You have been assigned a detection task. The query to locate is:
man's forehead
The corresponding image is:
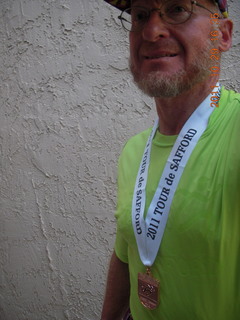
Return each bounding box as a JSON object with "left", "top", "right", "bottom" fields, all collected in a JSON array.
[{"left": 104, "top": 0, "right": 228, "bottom": 17}]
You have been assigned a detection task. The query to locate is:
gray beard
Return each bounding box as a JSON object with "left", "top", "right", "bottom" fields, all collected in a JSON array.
[{"left": 129, "top": 41, "right": 216, "bottom": 98}]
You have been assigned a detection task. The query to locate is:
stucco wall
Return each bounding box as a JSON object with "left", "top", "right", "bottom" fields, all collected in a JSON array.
[{"left": 0, "top": 1, "right": 239, "bottom": 319}]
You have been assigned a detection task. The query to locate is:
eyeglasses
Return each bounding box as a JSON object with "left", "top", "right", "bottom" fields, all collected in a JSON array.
[{"left": 118, "top": 0, "right": 220, "bottom": 32}]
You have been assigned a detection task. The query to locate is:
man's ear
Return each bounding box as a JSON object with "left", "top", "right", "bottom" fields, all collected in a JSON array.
[{"left": 218, "top": 19, "right": 233, "bottom": 52}]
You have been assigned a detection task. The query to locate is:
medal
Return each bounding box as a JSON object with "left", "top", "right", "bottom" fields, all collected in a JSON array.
[{"left": 138, "top": 267, "right": 159, "bottom": 310}]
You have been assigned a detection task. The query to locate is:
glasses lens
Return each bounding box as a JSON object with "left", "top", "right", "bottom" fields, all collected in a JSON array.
[
  {"left": 162, "top": 0, "right": 192, "bottom": 24},
  {"left": 131, "top": 7, "right": 149, "bottom": 30},
  {"left": 120, "top": 7, "right": 149, "bottom": 31},
  {"left": 120, "top": 0, "right": 193, "bottom": 31}
]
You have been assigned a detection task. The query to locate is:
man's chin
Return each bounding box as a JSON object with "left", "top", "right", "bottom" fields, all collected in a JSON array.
[
  {"left": 133, "top": 71, "right": 187, "bottom": 98},
  {"left": 132, "top": 68, "right": 211, "bottom": 98}
]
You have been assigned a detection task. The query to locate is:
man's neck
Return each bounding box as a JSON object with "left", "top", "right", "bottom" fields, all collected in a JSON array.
[{"left": 155, "top": 78, "right": 219, "bottom": 135}]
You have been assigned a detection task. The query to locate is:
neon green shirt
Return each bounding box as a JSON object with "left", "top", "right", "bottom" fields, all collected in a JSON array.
[{"left": 115, "top": 88, "right": 240, "bottom": 320}]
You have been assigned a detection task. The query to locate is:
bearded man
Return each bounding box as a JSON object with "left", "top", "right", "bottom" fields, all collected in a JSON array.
[{"left": 101, "top": 1, "right": 240, "bottom": 319}]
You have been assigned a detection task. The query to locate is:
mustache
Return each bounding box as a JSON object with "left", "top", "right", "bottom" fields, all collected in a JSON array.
[{"left": 140, "top": 41, "right": 181, "bottom": 53}]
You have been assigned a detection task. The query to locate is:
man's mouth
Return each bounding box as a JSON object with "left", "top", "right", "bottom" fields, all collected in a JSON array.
[{"left": 145, "top": 54, "right": 177, "bottom": 59}]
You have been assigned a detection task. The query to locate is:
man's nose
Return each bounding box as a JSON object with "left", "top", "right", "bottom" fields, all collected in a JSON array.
[{"left": 142, "top": 12, "right": 170, "bottom": 42}]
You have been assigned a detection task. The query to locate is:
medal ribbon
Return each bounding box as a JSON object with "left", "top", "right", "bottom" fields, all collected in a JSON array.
[{"left": 132, "top": 86, "right": 220, "bottom": 267}]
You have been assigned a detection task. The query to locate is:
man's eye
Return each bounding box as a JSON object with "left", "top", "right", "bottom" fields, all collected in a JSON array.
[
  {"left": 168, "top": 5, "right": 187, "bottom": 14},
  {"left": 133, "top": 10, "right": 148, "bottom": 22}
]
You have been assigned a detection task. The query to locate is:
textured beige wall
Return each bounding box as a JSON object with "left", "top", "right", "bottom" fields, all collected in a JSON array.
[{"left": 0, "top": 0, "right": 239, "bottom": 319}]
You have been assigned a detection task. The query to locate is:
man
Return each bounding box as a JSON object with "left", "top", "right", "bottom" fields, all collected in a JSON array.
[{"left": 101, "top": 0, "right": 239, "bottom": 319}]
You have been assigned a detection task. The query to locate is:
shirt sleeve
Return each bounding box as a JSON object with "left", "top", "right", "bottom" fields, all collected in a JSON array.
[
  {"left": 113, "top": 145, "right": 130, "bottom": 264},
  {"left": 114, "top": 224, "right": 129, "bottom": 263}
]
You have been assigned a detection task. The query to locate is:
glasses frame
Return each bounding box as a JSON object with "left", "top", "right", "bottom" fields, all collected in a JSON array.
[{"left": 118, "top": 0, "right": 221, "bottom": 32}]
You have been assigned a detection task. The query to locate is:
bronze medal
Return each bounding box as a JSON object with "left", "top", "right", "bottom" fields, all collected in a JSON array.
[{"left": 138, "top": 267, "right": 159, "bottom": 310}]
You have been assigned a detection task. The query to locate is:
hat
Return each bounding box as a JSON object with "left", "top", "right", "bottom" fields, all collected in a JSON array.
[{"left": 104, "top": 0, "right": 228, "bottom": 18}]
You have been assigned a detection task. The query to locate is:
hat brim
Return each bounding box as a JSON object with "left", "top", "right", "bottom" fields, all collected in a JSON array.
[{"left": 104, "top": 0, "right": 130, "bottom": 11}]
